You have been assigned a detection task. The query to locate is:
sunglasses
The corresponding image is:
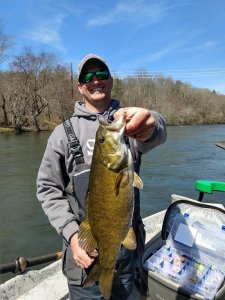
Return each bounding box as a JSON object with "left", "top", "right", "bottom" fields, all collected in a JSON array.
[{"left": 79, "top": 70, "right": 110, "bottom": 84}]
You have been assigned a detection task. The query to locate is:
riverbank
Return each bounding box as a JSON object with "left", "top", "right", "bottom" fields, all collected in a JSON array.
[
  {"left": 0, "top": 127, "right": 15, "bottom": 134},
  {"left": 0, "top": 126, "right": 36, "bottom": 134},
  {"left": 1, "top": 122, "right": 225, "bottom": 135},
  {"left": 0, "top": 126, "right": 53, "bottom": 134}
]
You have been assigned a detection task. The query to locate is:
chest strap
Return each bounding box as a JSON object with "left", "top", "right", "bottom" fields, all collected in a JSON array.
[{"left": 63, "top": 119, "right": 84, "bottom": 165}]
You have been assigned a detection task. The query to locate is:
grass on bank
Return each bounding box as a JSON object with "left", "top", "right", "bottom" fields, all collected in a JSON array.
[
  {"left": 0, "top": 127, "right": 15, "bottom": 134},
  {"left": 0, "top": 118, "right": 58, "bottom": 134}
]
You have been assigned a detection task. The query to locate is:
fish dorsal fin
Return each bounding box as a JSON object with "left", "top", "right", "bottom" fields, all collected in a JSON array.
[
  {"left": 133, "top": 172, "right": 143, "bottom": 189},
  {"left": 79, "top": 217, "right": 97, "bottom": 252},
  {"left": 122, "top": 227, "right": 137, "bottom": 250}
]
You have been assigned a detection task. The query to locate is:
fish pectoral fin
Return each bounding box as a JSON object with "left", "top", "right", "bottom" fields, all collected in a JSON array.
[
  {"left": 122, "top": 227, "right": 137, "bottom": 250},
  {"left": 133, "top": 172, "right": 143, "bottom": 189},
  {"left": 115, "top": 171, "right": 129, "bottom": 192},
  {"left": 78, "top": 218, "right": 97, "bottom": 252}
]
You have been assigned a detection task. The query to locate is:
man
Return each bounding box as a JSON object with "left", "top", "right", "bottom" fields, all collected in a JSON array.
[{"left": 37, "top": 54, "right": 167, "bottom": 299}]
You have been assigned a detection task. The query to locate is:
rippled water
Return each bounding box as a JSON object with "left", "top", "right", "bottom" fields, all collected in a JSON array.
[{"left": 140, "top": 125, "right": 225, "bottom": 217}]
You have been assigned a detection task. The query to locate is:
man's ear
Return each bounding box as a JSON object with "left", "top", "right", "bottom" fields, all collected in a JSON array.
[{"left": 77, "top": 82, "right": 83, "bottom": 95}]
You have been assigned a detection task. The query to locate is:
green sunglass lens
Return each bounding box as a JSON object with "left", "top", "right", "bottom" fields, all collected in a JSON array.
[
  {"left": 96, "top": 71, "right": 109, "bottom": 80},
  {"left": 81, "top": 73, "right": 93, "bottom": 83},
  {"left": 80, "top": 70, "right": 109, "bottom": 83}
]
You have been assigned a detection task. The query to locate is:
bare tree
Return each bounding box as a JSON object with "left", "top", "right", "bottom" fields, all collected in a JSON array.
[
  {"left": 7, "top": 47, "right": 59, "bottom": 131},
  {"left": 0, "top": 23, "right": 13, "bottom": 125},
  {"left": 1, "top": 48, "right": 225, "bottom": 130},
  {"left": 0, "top": 22, "right": 13, "bottom": 65}
]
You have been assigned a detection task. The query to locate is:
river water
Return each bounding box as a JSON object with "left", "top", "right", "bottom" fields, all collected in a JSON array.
[{"left": 0, "top": 125, "right": 225, "bottom": 283}]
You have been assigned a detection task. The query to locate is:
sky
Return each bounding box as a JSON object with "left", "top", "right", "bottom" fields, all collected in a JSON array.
[{"left": 0, "top": 0, "right": 225, "bottom": 94}]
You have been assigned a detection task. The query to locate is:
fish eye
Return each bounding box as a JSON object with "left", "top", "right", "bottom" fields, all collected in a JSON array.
[{"left": 98, "top": 136, "right": 105, "bottom": 143}]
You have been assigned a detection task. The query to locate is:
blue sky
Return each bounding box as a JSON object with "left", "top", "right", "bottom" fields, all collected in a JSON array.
[{"left": 1, "top": 0, "right": 225, "bottom": 94}]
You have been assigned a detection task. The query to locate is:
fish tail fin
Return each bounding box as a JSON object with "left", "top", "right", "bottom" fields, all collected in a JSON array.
[
  {"left": 83, "top": 263, "right": 101, "bottom": 287},
  {"left": 99, "top": 269, "right": 115, "bottom": 300}
]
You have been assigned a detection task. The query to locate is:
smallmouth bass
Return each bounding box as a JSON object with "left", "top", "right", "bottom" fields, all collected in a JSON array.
[{"left": 79, "top": 117, "right": 143, "bottom": 299}]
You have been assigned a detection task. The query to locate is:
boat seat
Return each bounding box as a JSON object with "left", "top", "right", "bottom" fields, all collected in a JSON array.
[{"left": 195, "top": 180, "right": 225, "bottom": 201}]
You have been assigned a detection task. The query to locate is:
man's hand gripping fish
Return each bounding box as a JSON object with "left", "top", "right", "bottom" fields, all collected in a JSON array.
[{"left": 78, "top": 117, "right": 143, "bottom": 299}]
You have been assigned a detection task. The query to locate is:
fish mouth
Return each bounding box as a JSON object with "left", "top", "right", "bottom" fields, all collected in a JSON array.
[{"left": 99, "top": 117, "right": 125, "bottom": 134}]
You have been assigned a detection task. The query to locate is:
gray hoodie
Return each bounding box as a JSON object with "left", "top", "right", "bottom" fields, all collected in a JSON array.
[{"left": 36, "top": 99, "right": 167, "bottom": 243}]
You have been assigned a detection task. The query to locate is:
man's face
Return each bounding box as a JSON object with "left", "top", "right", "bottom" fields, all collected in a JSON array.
[{"left": 78, "top": 61, "right": 113, "bottom": 112}]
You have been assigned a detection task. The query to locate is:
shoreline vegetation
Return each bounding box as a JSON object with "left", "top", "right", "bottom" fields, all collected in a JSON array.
[
  {"left": 1, "top": 122, "right": 225, "bottom": 135},
  {"left": 1, "top": 49, "right": 225, "bottom": 134}
]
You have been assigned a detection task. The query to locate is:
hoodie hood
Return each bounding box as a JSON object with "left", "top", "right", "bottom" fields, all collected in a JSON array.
[{"left": 72, "top": 99, "right": 121, "bottom": 122}]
